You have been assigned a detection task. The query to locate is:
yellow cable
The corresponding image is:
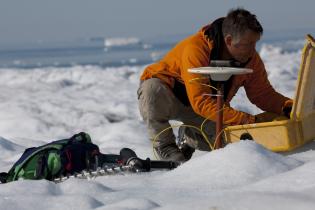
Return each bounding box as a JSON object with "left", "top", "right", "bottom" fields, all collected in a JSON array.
[
  {"left": 192, "top": 76, "right": 229, "bottom": 149},
  {"left": 152, "top": 106, "right": 227, "bottom": 159},
  {"left": 200, "top": 107, "right": 227, "bottom": 133},
  {"left": 213, "top": 129, "right": 227, "bottom": 149},
  {"left": 199, "top": 106, "right": 229, "bottom": 149},
  {"left": 189, "top": 78, "right": 218, "bottom": 91},
  {"left": 151, "top": 77, "right": 229, "bottom": 159}
]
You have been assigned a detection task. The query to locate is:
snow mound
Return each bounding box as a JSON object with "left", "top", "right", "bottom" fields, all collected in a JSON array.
[
  {"left": 98, "top": 198, "right": 159, "bottom": 210},
  {"left": 0, "top": 180, "right": 104, "bottom": 209},
  {"left": 161, "top": 141, "right": 303, "bottom": 190}
]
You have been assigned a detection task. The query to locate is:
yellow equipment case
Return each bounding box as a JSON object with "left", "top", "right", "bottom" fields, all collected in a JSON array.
[{"left": 224, "top": 34, "right": 315, "bottom": 152}]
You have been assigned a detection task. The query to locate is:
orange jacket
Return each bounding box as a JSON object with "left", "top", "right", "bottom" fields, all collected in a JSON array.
[{"left": 140, "top": 25, "right": 290, "bottom": 125}]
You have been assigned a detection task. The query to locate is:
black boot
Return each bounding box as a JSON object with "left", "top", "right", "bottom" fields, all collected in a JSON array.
[
  {"left": 177, "top": 127, "right": 195, "bottom": 161},
  {"left": 153, "top": 143, "right": 186, "bottom": 162}
]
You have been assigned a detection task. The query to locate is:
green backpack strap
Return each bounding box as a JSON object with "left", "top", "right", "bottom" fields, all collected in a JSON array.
[{"left": 8, "top": 145, "right": 63, "bottom": 182}]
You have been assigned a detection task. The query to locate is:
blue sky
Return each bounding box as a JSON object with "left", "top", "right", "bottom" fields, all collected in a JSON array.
[{"left": 0, "top": 0, "right": 314, "bottom": 44}]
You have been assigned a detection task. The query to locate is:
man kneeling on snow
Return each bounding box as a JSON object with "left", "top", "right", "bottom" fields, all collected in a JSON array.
[{"left": 137, "top": 8, "right": 293, "bottom": 162}]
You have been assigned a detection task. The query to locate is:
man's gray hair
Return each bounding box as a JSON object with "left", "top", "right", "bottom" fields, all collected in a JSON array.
[{"left": 222, "top": 8, "right": 263, "bottom": 41}]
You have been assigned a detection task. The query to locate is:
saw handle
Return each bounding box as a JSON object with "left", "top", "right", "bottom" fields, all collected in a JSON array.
[{"left": 126, "top": 157, "right": 180, "bottom": 172}]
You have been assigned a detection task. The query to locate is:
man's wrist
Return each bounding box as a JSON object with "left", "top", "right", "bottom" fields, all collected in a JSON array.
[{"left": 242, "top": 114, "right": 255, "bottom": 124}]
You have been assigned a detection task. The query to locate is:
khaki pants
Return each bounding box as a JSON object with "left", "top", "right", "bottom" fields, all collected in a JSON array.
[{"left": 137, "top": 78, "right": 216, "bottom": 151}]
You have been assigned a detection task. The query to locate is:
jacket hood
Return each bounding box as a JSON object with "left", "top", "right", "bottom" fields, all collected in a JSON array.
[{"left": 200, "top": 18, "right": 225, "bottom": 46}]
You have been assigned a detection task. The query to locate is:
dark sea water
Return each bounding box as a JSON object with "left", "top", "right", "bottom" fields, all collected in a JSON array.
[{"left": 0, "top": 31, "right": 309, "bottom": 69}]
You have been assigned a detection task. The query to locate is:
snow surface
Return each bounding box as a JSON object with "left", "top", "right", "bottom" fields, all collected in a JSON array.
[{"left": 1, "top": 42, "right": 315, "bottom": 210}]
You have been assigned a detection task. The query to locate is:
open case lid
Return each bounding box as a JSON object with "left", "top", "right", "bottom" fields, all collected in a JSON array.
[
  {"left": 188, "top": 67, "right": 253, "bottom": 81},
  {"left": 291, "top": 34, "right": 315, "bottom": 120}
]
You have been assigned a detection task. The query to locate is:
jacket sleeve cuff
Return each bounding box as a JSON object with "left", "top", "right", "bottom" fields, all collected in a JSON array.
[{"left": 241, "top": 114, "right": 256, "bottom": 125}]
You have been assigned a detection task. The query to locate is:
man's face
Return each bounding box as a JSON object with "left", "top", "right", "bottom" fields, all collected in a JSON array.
[{"left": 225, "top": 30, "right": 261, "bottom": 63}]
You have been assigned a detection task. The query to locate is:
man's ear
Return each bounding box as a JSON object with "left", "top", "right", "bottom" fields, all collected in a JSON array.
[{"left": 224, "top": 34, "right": 233, "bottom": 47}]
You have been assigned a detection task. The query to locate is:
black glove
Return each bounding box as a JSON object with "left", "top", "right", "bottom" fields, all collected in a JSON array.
[
  {"left": 255, "top": 112, "right": 280, "bottom": 123},
  {"left": 282, "top": 100, "right": 293, "bottom": 118}
]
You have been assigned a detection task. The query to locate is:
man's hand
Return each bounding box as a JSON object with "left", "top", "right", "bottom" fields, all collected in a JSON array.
[
  {"left": 255, "top": 112, "right": 281, "bottom": 123},
  {"left": 282, "top": 99, "right": 293, "bottom": 118},
  {"left": 255, "top": 111, "right": 292, "bottom": 123},
  {"left": 241, "top": 113, "right": 256, "bottom": 124}
]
